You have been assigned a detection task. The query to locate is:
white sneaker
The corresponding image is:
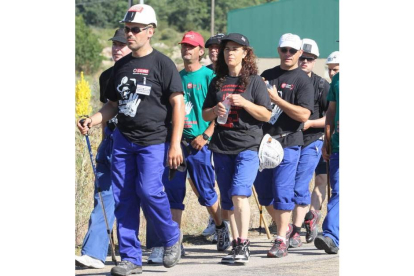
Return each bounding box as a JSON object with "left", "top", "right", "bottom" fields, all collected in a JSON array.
[
  {"left": 75, "top": 254, "right": 105, "bottom": 269},
  {"left": 202, "top": 216, "right": 216, "bottom": 236},
  {"left": 147, "top": 247, "right": 164, "bottom": 264}
]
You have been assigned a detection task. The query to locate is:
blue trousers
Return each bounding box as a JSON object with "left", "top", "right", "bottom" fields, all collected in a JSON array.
[
  {"left": 214, "top": 150, "right": 259, "bottom": 211},
  {"left": 294, "top": 140, "right": 323, "bottom": 205},
  {"left": 81, "top": 127, "right": 115, "bottom": 263},
  {"left": 322, "top": 152, "right": 339, "bottom": 247},
  {"left": 111, "top": 129, "right": 180, "bottom": 266},
  {"left": 146, "top": 143, "right": 217, "bottom": 249},
  {"left": 254, "top": 146, "right": 301, "bottom": 210}
]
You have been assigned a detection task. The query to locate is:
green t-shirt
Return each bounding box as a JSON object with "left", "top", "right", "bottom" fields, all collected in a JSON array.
[
  {"left": 180, "top": 66, "right": 215, "bottom": 139},
  {"left": 327, "top": 73, "right": 339, "bottom": 153}
]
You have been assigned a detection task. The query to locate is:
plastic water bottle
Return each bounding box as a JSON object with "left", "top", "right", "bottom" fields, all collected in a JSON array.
[
  {"left": 265, "top": 81, "right": 273, "bottom": 90},
  {"left": 217, "top": 97, "right": 231, "bottom": 124}
]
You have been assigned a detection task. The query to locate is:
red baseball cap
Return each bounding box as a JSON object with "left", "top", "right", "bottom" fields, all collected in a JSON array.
[{"left": 179, "top": 31, "right": 205, "bottom": 48}]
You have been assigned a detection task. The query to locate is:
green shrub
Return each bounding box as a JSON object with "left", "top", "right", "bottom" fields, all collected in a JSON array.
[{"left": 76, "top": 16, "right": 103, "bottom": 74}]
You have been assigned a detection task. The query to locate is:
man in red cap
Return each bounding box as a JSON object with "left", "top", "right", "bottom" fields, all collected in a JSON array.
[{"left": 145, "top": 31, "right": 231, "bottom": 264}]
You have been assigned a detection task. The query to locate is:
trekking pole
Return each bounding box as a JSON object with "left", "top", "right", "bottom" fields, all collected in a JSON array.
[
  {"left": 80, "top": 119, "right": 118, "bottom": 265},
  {"left": 252, "top": 186, "right": 271, "bottom": 239},
  {"left": 325, "top": 125, "right": 332, "bottom": 202}
]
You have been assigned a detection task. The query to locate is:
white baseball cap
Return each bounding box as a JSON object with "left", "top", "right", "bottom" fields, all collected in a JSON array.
[
  {"left": 120, "top": 4, "right": 158, "bottom": 27},
  {"left": 279, "top": 33, "right": 302, "bottom": 50},
  {"left": 326, "top": 51, "right": 340, "bottom": 64},
  {"left": 301, "top": 38, "right": 319, "bottom": 57},
  {"left": 258, "top": 134, "right": 284, "bottom": 172}
]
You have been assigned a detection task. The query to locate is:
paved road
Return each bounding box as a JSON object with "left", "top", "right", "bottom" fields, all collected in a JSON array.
[{"left": 75, "top": 235, "right": 339, "bottom": 276}]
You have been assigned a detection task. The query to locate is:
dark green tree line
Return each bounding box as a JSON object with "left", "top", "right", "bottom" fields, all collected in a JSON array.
[{"left": 76, "top": 0, "right": 275, "bottom": 33}]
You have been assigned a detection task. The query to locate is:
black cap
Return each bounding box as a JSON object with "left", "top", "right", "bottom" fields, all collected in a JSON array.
[
  {"left": 205, "top": 33, "right": 225, "bottom": 48},
  {"left": 109, "top": 28, "right": 127, "bottom": 44},
  {"left": 221, "top": 33, "right": 249, "bottom": 47}
]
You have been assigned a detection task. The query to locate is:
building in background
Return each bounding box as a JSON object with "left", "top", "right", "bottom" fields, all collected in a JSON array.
[{"left": 227, "top": 0, "right": 339, "bottom": 80}]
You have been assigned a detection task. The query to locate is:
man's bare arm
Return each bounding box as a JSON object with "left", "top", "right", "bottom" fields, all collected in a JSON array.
[{"left": 168, "top": 92, "right": 185, "bottom": 169}]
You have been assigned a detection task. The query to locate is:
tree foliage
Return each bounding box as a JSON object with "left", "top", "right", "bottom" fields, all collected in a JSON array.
[
  {"left": 76, "top": 0, "right": 128, "bottom": 28},
  {"left": 75, "top": 16, "right": 103, "bottom": 74},
  {"left": 76, "top": 0, "right": 275, "bottom": 33}
]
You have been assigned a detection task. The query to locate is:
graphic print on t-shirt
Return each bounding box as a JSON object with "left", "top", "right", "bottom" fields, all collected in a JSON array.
[
  {"left": 183, "top": 81, "right": 205, "bottom": 128},
  {"left": 116, "top": 76, "right": 142, "bottom": 117}
]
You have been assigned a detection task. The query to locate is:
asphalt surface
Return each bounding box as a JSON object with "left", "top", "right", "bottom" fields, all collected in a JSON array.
[{"left": 75, "top": 234, "right": 339, "bottom": 276}]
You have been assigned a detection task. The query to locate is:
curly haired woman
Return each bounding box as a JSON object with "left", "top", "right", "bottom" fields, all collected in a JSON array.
[{"left": 202, "top": 33, "right": 271, "bottom": 264}]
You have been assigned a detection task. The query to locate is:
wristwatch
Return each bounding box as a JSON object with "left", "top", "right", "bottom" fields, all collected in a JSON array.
[{"left": 202, "top": 132, "right": 210, "bottom": 141}]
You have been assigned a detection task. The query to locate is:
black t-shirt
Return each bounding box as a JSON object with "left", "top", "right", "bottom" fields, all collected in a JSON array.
[
  {"left": 261, "top": 66, "right": 314, "bottom": 148},
  {"left": 203, "top": 75, "right": 272, "bottom": 154},
  {"left": 99, "top": 66, "right": 113, "bottom": 104},
  {"left": 302, "top": 72, "right": 331, "bottom": 147},
  {"left": 105, "top": 50, "right": 183, "bottom": 146},
  {"left": 206, "top": 64, "right": 214, "bottom": 70}
]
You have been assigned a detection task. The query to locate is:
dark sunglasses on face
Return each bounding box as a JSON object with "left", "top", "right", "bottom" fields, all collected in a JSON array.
[
  {"left": 280, "top": 47, "right": 298, "bottom": 55},
  {"left": 299, "top": 56, "right": 315, "bottom": 62},
  {"left": 124, "top": 25, "right": 151, "bottom": 34}
]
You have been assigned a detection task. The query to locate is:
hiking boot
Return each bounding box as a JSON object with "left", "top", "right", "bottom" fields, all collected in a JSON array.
[
  {"left": 234, "top": 238, "right": 250, "bottom": 264},
  {"left": 202, "top": 216, "right": 216, "bottom": 236},
  {"left": 221, "top": 240, "right": 237, "bottom": 264},
  {"left": 267, "top": 238, "right": 288, "bottom": 258},
  {"left": 289, "top": 232, "right": 303, "bottom": 248},
  {"left": 304, "top": 210, "right": 321, "bottom": 243},
  {"left": 75, "top": 254, "right": 105, "bottom": 269},
  {"left": 163, "top": 235, "right": 182, "bottom": 268},
  {"left": 216, "top": 223, "right": 231, "bottom": 251},
  {"left": 314, "top": 235, "right": 339, "bottom": 254},
  {"left": 110, "top": 260, "right": 142, "bottom": 276},
  {"left": 147, "top": 247, "right": 164, "bottom": 264}
]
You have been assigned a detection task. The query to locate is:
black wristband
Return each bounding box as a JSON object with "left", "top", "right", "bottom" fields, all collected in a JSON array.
[{"left": 202, "top": 133, "right": 210, "bottom": 141}]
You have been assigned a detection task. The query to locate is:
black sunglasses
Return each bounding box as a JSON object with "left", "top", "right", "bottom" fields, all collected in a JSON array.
[
  {"left": 280, "top": 47, "right": 298, "bottom": 55},
  {"left": 299, "top": 56, "right": 315, "bottom": 62},
  {"left": 124, "top": 25, "right": 151, "bottom": 34}
]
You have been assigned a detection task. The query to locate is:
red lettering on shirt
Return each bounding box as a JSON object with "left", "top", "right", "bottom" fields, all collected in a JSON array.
[{"left": 133, "top": 68, "right": 149, "bottom": 75}]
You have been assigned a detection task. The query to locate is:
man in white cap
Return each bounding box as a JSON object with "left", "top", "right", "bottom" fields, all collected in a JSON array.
[
  {"left": 289, "top": 38, "right": 331, "bottom": 246},
  {"left": 77, "top": 4, "right": 185, "bottom": 275},
  {"left": 253, "top": 33, "right": 314, "bottom": 258},
  {"left": 326, "top": 51, "right": 340, "bottom": 80},
  {"left": 75, "top": 28, "right": 131, "bottom": 270}
]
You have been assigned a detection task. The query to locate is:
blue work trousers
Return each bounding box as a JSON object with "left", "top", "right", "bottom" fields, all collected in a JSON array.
[
  {"left": 214, "top": 150, "right": 259, "bottom": 211},
  {"left": 81, "top": 127, "right": 115, "bottom": 263},
  {"left": 322, "top": 152, "right": 339, "bottom": 247},
  {"left": 146, "top": 143, "right": 217, "bottom": 249},
  {"left": 254, "top": 146, "right": 301, "bottom": 210},
  {"left": 294, "top": 140, "right": 323, "bottom": 205},
  {"left": 111, "top": 129, "right": 180, "bottom": 266}
]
